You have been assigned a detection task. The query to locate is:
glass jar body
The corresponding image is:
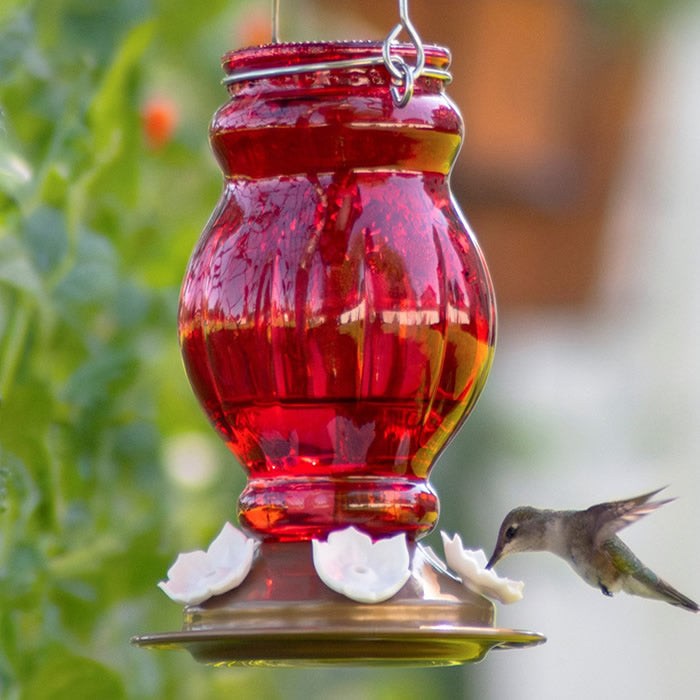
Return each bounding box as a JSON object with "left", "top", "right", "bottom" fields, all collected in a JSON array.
[{"left": 178, "top": 43, "right": 496, "bottom": 541}]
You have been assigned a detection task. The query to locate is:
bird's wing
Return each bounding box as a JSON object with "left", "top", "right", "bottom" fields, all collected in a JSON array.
[{"left": 588, "top": 487, "right": 675, "bottom": 547}]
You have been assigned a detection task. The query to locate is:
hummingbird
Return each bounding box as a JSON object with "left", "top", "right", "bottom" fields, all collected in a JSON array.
[{"left": 486, "top": 487, "right": 698, "bottom": 612}]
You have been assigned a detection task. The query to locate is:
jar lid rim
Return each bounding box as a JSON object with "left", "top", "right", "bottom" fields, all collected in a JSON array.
[{"left": 221, "top": 41, "right": 451, "bottom": 87}]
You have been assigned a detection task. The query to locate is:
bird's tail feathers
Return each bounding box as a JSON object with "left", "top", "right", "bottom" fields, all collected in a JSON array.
[
  {"left": 622, "top": 569, "right": 698, "bottom": 612},
  {"left": 653, "top": 578, "right": 699, "bottom": 613}
]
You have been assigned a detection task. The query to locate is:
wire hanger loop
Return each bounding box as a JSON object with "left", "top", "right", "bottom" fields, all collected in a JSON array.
[
  {"left": 381, "top": 0, "right": 426, "bottom": 106},
  {"left": 223, "top": 0, "right": 443, "bottom": 106}
]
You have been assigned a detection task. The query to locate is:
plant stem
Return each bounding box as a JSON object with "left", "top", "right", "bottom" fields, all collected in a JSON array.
[{"left": 0, "top": 295, "right": 32, "bottom": 403}]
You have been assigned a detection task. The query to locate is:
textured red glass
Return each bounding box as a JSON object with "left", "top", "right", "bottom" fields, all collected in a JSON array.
[{"left": 178, "top": 42, "right": 496, "bottom": 541}]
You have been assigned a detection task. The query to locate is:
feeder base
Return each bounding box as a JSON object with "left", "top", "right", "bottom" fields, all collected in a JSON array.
[{"left": 131, "top": 541, "right": 545, "bottom": 666}]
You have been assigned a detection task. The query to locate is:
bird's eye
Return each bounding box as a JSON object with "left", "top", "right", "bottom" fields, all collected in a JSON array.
[{"left": 504, "top": 525, "right": 518, "bottom": 541}]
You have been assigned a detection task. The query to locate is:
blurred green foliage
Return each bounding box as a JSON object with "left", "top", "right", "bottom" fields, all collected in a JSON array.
[
  {"left": 0, "top": 1, "right": 469, "bottom": 697},
  {"left": 0, "top": 1, "right": 260, "bottom": 697},
  {"left": 0, "top": 0, "right": 686, "bottom": 698}
]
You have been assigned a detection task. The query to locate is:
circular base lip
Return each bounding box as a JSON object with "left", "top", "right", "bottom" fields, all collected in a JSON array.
[{"left": 130, "top": 625, "right": 546, "bottom": 667}]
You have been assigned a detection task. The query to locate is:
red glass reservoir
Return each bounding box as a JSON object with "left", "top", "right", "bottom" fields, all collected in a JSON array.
[{"left": 178, "top": 42, "right": 496, "bottom": 541}]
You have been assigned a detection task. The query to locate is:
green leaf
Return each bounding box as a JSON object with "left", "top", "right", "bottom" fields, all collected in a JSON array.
[
  {"left": 1, "top": 543, "right": 44, "bottom": 606},
  {"left": 0, "top": 9, "right": 35, "bottom": 80},
  {"left": 0, "top": 374, "right": 54, "bottom": 454},
  {"left": 88, "top": 21, "right": 154, "bottom": 154},
  {"left": 2, "top": 451, "right": 40, "bottom": 523},
  {"left": 62, "top": 347, "right": 136, "bottom": 410},
  {"left": 49, "top": 534, "right": 124, "bottom": 579},
  {"left": 21, "top": 206, "right": 68, "bottom": 274},
  {"left": 110, "top": 280, "right": 151, "bottom": 330},
  {"left": 0, "top": 234, "right": 42, "bottom": 297},
  {"left": 38, "top": 164, "right": 70, "bottom": 210},
  {"left": 54, "top": 229, "right": 118, "bottom": 308},
  {"left": 0, "top": 380, "right": 54, "bottom": 530},
  {"left": 0, "top": 292, "right": 33, "bottom": 400},
  {"left": 0, "top": 464, "right": 7, "bottom": 513},
  {"left": 0, "top": 139, "right": 32, "bottom": 199},
  {"left": 112, "top": 421, "right": 159, "bottom": 466},
  {"left": 20, "top": 646, "right": 125, "bottom": 700}
]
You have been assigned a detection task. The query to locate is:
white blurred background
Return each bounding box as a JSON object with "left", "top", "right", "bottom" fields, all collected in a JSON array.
[
  {"left": 460, "top": 4, "right": 700, "bottom": 697},
  {"left": 236, "top": 2, "right": 700, "bottom": 697}
]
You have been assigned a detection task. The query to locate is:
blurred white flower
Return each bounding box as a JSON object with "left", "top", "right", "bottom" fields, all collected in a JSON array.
[
  {"left": 312, "top": 527, "right": 410, "bottom": 603},
  {"left": 163, "top": 432, "right": 220, "bottom": 491},
  {"left": 441, "top": 531, "right": 524, "bottom": 604},
  {"left": 158, "top": 522, "right": 257, "bottom": 605}
]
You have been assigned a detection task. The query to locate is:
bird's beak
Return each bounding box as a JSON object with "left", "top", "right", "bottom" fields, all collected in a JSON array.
[{"left": 485, "top": 547, "right": 502, "bottom": 570}]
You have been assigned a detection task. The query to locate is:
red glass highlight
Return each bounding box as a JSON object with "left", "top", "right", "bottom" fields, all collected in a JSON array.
[{"left": 178, "top": 43, "right": 496, "bottom": 541}]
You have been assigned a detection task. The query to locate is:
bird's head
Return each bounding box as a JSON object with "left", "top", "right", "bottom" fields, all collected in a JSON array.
[{"left": 486, "top": 506, "right": 550, "bottom": 569}]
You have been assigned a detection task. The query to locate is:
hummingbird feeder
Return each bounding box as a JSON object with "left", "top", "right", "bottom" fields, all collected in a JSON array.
[{"left": 132, "top": 0, "right": 545, "bottom": 665}]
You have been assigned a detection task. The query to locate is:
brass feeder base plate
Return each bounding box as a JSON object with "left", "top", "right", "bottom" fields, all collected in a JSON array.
[
  {"left": 131, "top": 626, "right": 544, "bottom": 667},
  {"left": 131, "top": 541, "right": 545, "bottom": 666}
]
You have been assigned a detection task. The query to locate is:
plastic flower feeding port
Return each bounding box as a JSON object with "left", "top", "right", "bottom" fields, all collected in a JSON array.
[{"left": 132, "top": 0, "right": 545, "bottom": 666}]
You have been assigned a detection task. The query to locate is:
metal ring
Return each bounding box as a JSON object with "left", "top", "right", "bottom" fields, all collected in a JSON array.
[
  {"left": 388, "top": 56, "right": 414, "bottom": 107},
  {"left": 382, "top": 25, "right": 406, "bottom": 82},
  {"left": 382, "top": 0, "right": 426, "bottom": 107}
]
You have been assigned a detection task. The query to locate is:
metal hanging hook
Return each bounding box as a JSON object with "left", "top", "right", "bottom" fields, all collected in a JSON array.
[
  {"left": 249, "top": 0, "right": 433, "bottom": 107},
  {"left": 382, "top": 0, "right": 426, "bottom": 106}
]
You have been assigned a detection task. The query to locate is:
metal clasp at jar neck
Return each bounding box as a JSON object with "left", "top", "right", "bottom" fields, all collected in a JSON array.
[
  {"left": 381, "top": 0, "right": 426, "bottom": 106},
  {"left": 227, "top": 0, "right": 444, "bottom": 108}
]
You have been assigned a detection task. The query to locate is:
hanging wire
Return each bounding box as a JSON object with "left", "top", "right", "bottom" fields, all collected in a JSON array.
[
  {"left": 271, "top": 0, "right": 280, "bottom": 44},
  {"left": 382, "top": 0, "right": 426, "bottom": 106}
]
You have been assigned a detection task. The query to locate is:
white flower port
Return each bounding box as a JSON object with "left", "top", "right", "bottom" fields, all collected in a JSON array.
[
  {"left": 158, "top": 522, "right": 257, "bottom": 605},
  {"left": 441, "top": 531, "right": 524, "bottom": 605},
  {"left": 156, "top": 522, "right": 523, "bottom": 607},
  {"left": 312, "top": 526, "right": 411, "bottom": 604}
]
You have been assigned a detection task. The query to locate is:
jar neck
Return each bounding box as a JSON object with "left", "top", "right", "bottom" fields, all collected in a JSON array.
[
  {"left": 212, "top": 42, "right": 461, "bottom": 180},
  {"left": 211, "top": 122, "right": 461, "bottom": 180}
]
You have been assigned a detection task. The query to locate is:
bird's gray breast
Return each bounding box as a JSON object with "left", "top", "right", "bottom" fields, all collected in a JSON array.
[{"left": 559, "top": 511, "right": 611, "bottom": 589}]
